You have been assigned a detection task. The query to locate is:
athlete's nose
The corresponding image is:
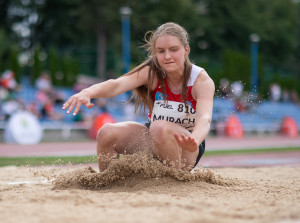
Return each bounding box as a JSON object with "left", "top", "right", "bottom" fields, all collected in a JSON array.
[{"left": 164, "top": 50, "right": 171, "bottom": 60}]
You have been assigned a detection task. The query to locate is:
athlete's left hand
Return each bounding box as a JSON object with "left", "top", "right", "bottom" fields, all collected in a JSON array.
[{"left": 174, "top": 133, "right": 198, "bottom": 152}]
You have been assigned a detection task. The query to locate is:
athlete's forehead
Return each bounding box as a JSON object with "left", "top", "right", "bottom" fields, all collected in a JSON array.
[{"left": 155, "top": 35, "right": 183, "bottom": 49}]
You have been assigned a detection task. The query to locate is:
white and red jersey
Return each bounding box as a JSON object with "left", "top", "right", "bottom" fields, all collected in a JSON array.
[{"left": 149, "top": 64, "right": 203, "bottom": 131}]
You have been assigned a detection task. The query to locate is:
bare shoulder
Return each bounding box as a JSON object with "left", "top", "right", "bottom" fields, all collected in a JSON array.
[
  {"left": 194, "top": 69, "right": 215, "bottom": 89},
  {"left": 192, "top": 69, "right": 215, "bottom": 98}
]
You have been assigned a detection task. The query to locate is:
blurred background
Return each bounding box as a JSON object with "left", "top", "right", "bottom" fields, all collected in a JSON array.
[{"left": 0, "top": 0, "right": 300, "bottom": 143}]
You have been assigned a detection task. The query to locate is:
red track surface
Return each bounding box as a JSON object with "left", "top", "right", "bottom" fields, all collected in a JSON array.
[
  {"left": 1, "top": 136, "right": 300, "bottom": 167},
  {"left": 201, "top": 151, "right": 300, "bottom": 167}
]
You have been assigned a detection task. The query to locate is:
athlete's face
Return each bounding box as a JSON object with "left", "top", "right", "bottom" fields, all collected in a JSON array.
[{"left": 154, "top": 35, "right": 189, "bottom": 74}]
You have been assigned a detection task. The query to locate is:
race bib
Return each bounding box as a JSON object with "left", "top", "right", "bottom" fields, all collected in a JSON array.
[{"left": 150, "top": 100, "right": 196, "bottom": 130}]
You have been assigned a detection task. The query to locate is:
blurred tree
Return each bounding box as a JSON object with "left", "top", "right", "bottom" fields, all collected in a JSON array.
[
  {"left": 36, "top": 0, "right": 82, "bottom": 47},
  {"left": 0, "top": 0, "right": 22, "bottom": 75},
  {"left": 62, "top": 55, "right": 78, "bottom": 87},
  {"left": 32, "top": 46, "right": 43, "bottom": 83},
  {"left": 128, "top": 0, "right": 205, "bottom": 66},
  {"left": 293, "top": 1, "right": 300, "bottom": 79},
  {"left": 8, "top": 47, "right": 21, "bottom": 82},
  {"left": 1, "top": 0, "right": 299, "bottom": 88},
  {"left": 48, "top": 47, "right": 59, "bottom": 86},
  {"left": 33, "top": 0, "right": 203, "bottom": 79},
  {"left": 0, "top": 28, "right": 11, "bottom": 73},
  {"left": 223, "top": 50, "right": 250, "bottom": 86},
  {"left": 0, "top": 0, "right": 10, "bottom": 30},
  {"left": 73, "top": 0, "right": 121, "bottom": 78},
  {"left": 204, "top": 0, "right": 298, "bottom": 66}
]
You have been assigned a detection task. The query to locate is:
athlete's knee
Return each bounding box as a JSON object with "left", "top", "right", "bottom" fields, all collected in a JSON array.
[
  {"left": 96, "top": 123, "right": 116, "bottom": 146},
  {"left": 149, "top": 120, "right": 171, "bottom": 144}
]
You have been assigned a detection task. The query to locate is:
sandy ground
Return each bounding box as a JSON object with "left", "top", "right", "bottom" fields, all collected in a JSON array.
[{"left": 0, "top": 153, "right": 300, "bottom": 223}]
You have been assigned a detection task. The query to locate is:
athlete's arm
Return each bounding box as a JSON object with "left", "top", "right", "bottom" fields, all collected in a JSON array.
[
  {"left": 191, "top": 70, "right": 215, "bottom": 146},
  {"left": 173, "top": 70, "right": 215, "bottom": 152},
  {"left": 63, "top": 66, "right": 150, "bottom": 115}
]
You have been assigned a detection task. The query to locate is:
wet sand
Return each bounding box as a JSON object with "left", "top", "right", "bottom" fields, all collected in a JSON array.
[{"left": 0, "top": 153, "right": 300, "bottom": 223}]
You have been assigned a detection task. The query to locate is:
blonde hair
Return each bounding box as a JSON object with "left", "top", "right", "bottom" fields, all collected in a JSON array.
[{"left": 125, "top": 22, "right": 192, "bottom": 114}]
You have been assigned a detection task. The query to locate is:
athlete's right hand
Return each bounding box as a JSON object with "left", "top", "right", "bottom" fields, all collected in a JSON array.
[
  {"left": 173, "top": 133, "right": 198, "bottom": 153},
  {"left": 62, "top": 90, "right": 94, "bottom": 116}
]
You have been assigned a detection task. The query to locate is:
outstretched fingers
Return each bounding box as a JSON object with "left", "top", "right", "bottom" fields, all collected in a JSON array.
[
  {"left": 62, "top": 97, "right": 75, "bottom": 113},
  {"left": 62, "top": 97, "right": 81, "bottom": 116},
  {"left": 174, "top": 133, "right": 198, "bottom": 152},
  {"left": 174, "top": 133, "right": 184, "bottom": 144},
  {"left": 72, "top": 102, "right": 82, "bottom": 116},
  {"left": 62, "top": 90, "right": 95, "bottom": 115}
]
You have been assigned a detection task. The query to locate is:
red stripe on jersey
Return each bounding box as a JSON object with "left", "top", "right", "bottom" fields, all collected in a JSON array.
[
  {"left": 152, "top": 79, "right": 197, "bottom": 109},
  {"left": 148, "top": 79, "right": 197, "bottom": 119}
]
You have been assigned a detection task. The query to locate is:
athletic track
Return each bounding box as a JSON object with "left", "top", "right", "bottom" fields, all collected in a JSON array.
[{"left": 1, "top": 136, "right": 300, "bottom": 167}]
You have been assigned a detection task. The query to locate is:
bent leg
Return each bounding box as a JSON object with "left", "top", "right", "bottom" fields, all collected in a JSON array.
[
  {"left": 149, "top": 120, "right": 199, "bottom": 169},
  {"left": 96, "top": 121, "right": 151, "bottom": 171}
]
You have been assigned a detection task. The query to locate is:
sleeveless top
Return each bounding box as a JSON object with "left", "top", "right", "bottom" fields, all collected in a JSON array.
[{"left": 149, "top": 64, "right": 203, "bottom": 131}]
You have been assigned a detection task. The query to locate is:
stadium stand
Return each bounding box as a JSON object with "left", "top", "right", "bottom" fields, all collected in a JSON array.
[
  {"left": 1, "top": 77, "right": 299, "bottom": 141},
  {"left": 212, "top": 97, "right": 300, "bottom": 136}
]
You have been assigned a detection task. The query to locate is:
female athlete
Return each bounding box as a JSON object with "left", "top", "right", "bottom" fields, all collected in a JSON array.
[{"left": 63, "top": 22, "right": 215, "bottom": 171}]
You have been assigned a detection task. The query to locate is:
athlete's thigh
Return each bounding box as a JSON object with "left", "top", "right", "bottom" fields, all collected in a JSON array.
[
  {"left": 108, "top": 121, "right": 152, "bottom": 154},
  {"left": 150, "top": 120, "right": 191, "bottom": 143},
  {"left": 151, "top": 120, "right": 199, "bottom": 166}
]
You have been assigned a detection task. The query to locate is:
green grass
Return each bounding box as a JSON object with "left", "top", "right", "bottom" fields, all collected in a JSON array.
[
  {"left": 0, "top": 156, "right": 98, "bottom": 167},
  {"left": 203, "top": 147, "right": 300, "bottom": 157},
  {"left": 0, "top": 147, "right": 299, "bottom": 167}
]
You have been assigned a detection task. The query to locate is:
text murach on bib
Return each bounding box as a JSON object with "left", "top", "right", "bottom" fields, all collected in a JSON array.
[{"left": 150, "top": 100, "right": 196, "bottom": 131}]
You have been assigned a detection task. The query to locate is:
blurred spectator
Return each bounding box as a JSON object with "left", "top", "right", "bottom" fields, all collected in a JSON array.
[
  {"left": 35, "top": 72, "right": 52, "bottom": 93},
  {"left": 0, "top": 85, "right": 9, "bottom": 101},
  {"left": 2, "top": 97, "right": 25, "bottom": 120},
  {"left": 290, "top": 90, "right": 299, "bottom": 104},
  {"left": 27, "top": 101, "right": 41, "bottom": 118},
  {"left": 231, "top": 81, "right": 243, "bottom": 99},
  {"left": 0, "top": 71, "right": 24, "bottom": 120},
  {"left": 234, "top": 99, "right": 247, "bottom": 112},
  {"left": 35, "top": 72, "right": 52, "bottom": 107},
  {"left": 219, "top": 78, "right": 230, "bottom": 98},
  {"left": 52, "top": 91, "right": 65, "bottom": 106},
  {"left": 36, "top": 89, "right": 50, "bottom": 105},
  {"left": 40, "top": 98, "right": 62, "bottom": 121},
  {"left": 72, "top": 76, "right": 95, "bottom": 93},
  {"left": 35, "top": 72, "right": 66, "bottom": 117},
  {"left": 282, "top": 89, "right": 290, "bottom": 102},
  {"left": 95, "top": 98, "right": 108, "bottom": 113},
  {"left": 270, "top": 83, "right": 281, "bottom": 102},
  {"left": 73, "top": 82, "right": 86, "bottom": 93},
  {"left": 0, "top": 70, "right": 18, "bottom": 92},
  {"left": 124, "top": 100, "right": 136, "bottom": 121}
]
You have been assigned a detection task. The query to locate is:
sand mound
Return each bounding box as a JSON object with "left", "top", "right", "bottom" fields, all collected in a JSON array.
[{"left": 53, "top": 152, "right": 233, "bottom": 190}]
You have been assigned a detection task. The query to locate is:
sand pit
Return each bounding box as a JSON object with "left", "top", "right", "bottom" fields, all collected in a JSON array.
[{"left": 0, "top": 153, "right": 300, "bottom": 223}]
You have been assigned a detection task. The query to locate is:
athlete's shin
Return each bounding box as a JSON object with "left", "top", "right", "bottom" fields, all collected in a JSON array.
[
  {"left": 96, "top": 123, "right": 118, "bottom": 171},
  {"left": 149, "top": 120, "right": 183, "bottom": 169}
]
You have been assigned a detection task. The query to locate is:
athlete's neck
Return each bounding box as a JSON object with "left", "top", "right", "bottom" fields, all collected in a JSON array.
[{"left": 166, "top": 75, "right": 183, "bottom": 94}]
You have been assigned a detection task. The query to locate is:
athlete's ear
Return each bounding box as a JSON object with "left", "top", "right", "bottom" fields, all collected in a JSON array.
[{"left": 185, "top": 45, "right": 190, "bottom": 56}]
